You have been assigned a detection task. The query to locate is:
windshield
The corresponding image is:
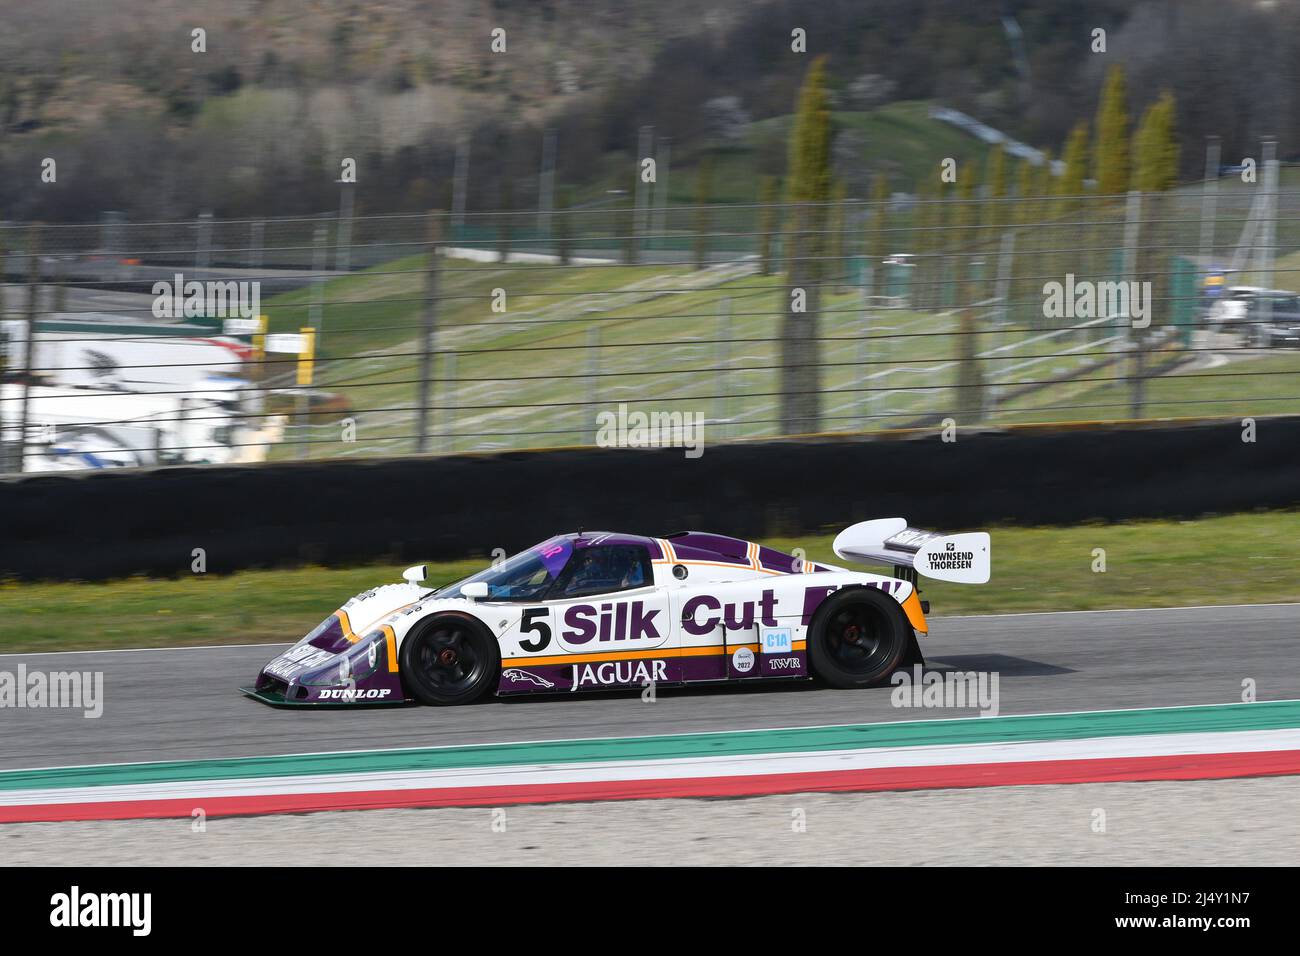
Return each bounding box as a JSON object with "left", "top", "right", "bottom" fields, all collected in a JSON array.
[{"left": 438, "top": 538, "right": 573, "bottom": 601}]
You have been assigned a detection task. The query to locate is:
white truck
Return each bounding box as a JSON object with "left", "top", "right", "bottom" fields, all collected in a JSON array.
[
  {"left": 0, "top": 382, "right": 246, "bottom": 471},
  {"left": 0, "top": 313, "right": 264, "bottom": 471}
]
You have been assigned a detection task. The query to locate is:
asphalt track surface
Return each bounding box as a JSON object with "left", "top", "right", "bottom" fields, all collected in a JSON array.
[{"left": 3, "top": 604, "right": 1298, "bottom": 772}]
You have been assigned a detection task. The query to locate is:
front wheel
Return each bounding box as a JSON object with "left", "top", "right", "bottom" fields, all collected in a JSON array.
[
  {"left": 808, "top": 587, "right": 911, "bottom": 688},
  {"left": 399, "top": 614, "right": 500, "bottom": 705}
]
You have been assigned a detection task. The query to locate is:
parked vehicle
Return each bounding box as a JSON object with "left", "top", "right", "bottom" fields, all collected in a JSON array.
[{"left": 0, "top": 383, "right": 248, "bottom": 471}]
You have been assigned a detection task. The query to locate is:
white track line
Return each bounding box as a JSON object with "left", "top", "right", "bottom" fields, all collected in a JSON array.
[
  {"left": 0, "top": 641, "right": 290, "bottom": 659},
  {"left": 937, "top": 602, "right": 1300, "bottom": 621},
  {"left": 4, "top": 602, "right": 1296, "bottom": 659}
]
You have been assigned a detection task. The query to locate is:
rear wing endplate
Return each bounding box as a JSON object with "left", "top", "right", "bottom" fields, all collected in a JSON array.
[{"left": 832, "top": 518, "right": 990, "bottom": 584}]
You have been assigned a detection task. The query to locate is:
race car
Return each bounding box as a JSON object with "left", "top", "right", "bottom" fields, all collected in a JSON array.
[{"left": 239, "top": 519, "right": 990, "bottom": 707}]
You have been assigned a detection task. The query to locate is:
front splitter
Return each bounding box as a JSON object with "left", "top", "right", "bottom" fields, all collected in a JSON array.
[{"left": 238, "top": 686, "right": 411, "bottom": 708}]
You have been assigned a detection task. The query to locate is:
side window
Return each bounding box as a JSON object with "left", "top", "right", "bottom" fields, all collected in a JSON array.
[{"left": 552, "top": 546, "right": 652, "bottom": 599}]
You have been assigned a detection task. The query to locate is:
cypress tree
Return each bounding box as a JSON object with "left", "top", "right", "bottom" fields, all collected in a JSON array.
[
  {"left": 1129, "top": 90, "right": 1180, "bottom": 414},
  {"left": 1132, "top": 91, "right": 1179, "bottom": 193},
  {"left": 1060, "top": 123, "right": 1089, "bottom": 202},
  {"left": 1093, "top": 64, "right": 1130, "bottom": 198},
  {"left": 786, "top": 54, "right": 833, "bottom": 277},
  {"left": 781, "top": 54, "right": 834, "bottom": 434}
]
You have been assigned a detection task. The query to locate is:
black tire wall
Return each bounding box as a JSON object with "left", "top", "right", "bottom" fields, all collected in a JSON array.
[{"left": 1, "top": 419, "right": 1296, "bottom": 581}]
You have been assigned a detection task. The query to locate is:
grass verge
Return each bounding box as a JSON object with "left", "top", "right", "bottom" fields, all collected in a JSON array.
[{"left": 1, "top": 511, "right": 1296, "bottom": 654}]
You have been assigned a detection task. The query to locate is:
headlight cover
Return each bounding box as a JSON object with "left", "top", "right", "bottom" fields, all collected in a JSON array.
[{"left": 299, "top": 629, "right": 386, "bottom": 686}]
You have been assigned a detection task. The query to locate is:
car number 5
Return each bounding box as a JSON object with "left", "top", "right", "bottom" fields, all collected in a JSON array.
[{"left": 519, "top": 607, "right": 552, "bottom": 653}]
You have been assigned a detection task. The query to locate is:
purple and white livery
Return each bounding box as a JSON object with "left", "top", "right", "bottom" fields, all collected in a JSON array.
[{"left": 241, "top": 519, "right": 990, "bottom": 707}]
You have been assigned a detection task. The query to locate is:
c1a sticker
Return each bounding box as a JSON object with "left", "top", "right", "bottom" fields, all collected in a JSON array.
[{"left": 760, "top": 627, "right": 793, "bottom": 655}]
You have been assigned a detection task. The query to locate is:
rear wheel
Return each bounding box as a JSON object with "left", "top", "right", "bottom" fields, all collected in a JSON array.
[
  {"left": 399, "top": 614, "right": 500, "bottom": 705},
  {"left": 808, "top": 588, "right": 910, "bottom": 688}
]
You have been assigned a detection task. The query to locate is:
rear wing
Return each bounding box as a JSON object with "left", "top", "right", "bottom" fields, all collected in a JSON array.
[{"left": 832, "top": 518, "right": 990, "bottom": 584}]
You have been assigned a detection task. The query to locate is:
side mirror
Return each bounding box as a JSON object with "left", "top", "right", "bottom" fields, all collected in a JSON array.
[
  {"left": 461, "top": 581, "right": 490, "bottom": 600},
  {"left": 402, "top": 564, "right": 427, "bottom": 585}
]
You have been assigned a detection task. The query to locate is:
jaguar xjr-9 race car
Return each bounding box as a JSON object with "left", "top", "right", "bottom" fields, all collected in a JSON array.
[{"left": 240, "top": 519, "right": 990, "bottom": 707}]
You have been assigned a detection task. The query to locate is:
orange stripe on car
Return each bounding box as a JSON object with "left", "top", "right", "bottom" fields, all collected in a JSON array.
[
  {"left": 506, "top": 640, "right": 805, "bottom": 668},
  {"left": 901, "top": 590, "right": 928, "bottom": 634},
  {"left": 337, "top": 609, "right": 360, "bottom": 643},
  {"left": 383, "top": 625, "right": 399, "bottom": 672}
]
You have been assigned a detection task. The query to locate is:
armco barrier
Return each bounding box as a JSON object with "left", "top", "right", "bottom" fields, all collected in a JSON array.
[{"left": 1, "top": 417, "right": 1297, "bottom": 581}]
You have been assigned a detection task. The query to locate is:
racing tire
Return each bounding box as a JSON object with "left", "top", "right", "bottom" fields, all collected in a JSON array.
[
  {"left": 399, "top": 614, "right": 500, "bottom": 706},
  {"left": 807, "top": 587, "right": 911, "bottom": 688}
]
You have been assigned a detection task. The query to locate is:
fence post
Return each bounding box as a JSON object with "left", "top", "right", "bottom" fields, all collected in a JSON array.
[
  {"left": 955, "top": 306, "right": 984, "bottom": 424},
  {"left": 857, "top": 283, "right": 873, "bottom": 430},
  {"left": 556, "top": 189, "right": 572, "bottom": 266},
  {"left": 335, "top": 182, "right": 355, "bottom": 273},
  {"left": 781, "top": 203, "right": 822, "bottom": 435},
  {"left": 498, "top": 176, "right": 513, "bottom": 263},
  {"left": 16, "top": 223, "right": 41, "bottom": 474},
  {"left": 623, "top": 193, "right": 638, "bottom": 265},
  {"left": 633, "top": 125, "right": 653, "bottom": 259},
  {"left": 52, "top": 256, "right": 66, "bottom": 313},
  {"left": 249, "top": 219, "right": 264, "bottom": 270},
  {"left": 994, "top": 230, "right": 1015, "bottom": 326},
  {"left": 713, "top": 297, "right": 732, "bottom": 438},
  {"left": 1122, "top": 189, "right": 1145, "bottom": 417},
  {"left": 1257, "top": 140, "right": 1279, "bottom": 330},
  {"left": 441, "top": 350, "right": 457, "bottom": 453},
  {"left": 585, "top": 325, "right": 602, "bottom": 445},
  {"left": 307, "top": 225, "right": 328, "bottom": 338},
  {"left": 693, "top": 156, "right": 713, "bottom": 270},
  {"left": 195, "top": 211, "right": 213, "bottom": 270},
  {"left": 0, "top": 232, "right": 5, "bottom": 472},
  {"left": 1198, "top": 137, "right": 1220, "bottom": 269},
  {"left": 177, "top": 397, "right": 190, "bottom": 464},
  {"left": 652, "top": 136, "right": 672, "bottom": 253},
  {"left": 451, "top": 134, "right": 469, "bottom": 235},
  {"left": 415, "top": 212, "right": 443, "bottom": 453},
  {"left": 538, "top": 127, "right": 557, "bottom": 244},
  {"left": 293, "top": 226, "right": 330, "bottom": 459}
]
